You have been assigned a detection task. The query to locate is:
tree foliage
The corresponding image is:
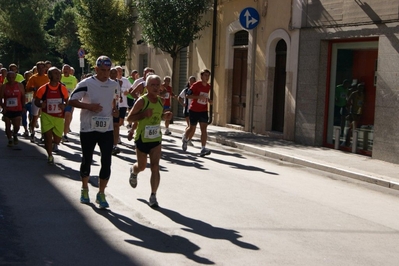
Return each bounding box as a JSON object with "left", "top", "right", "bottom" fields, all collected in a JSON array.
[
  {"left": 52, "top": 5, "right": 81, "bottom": 66},
  {"left": 136, "top": 0, "right": 212, "bottom": 59},
  {"left": 0, "top": 0, "right": 51, "bottom": 53},
  {"left": 74, "top": 0, "right": 134, "bottom": 65}
]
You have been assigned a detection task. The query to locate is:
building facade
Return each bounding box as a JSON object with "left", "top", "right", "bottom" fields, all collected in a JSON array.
[
  {"left": 126, "top": 0, "right": 399, "bottom": 164},
  {"left": 294, "top": 0, "right": 399, "bottom": 164}
]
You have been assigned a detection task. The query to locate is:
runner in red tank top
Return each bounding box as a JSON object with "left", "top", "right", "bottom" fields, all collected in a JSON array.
[
  {"left": 0, "top": 71, "right": 25, "bottom": 146},
  {"left": 34, "top": 67, "right": 69, "bottom": 164}
]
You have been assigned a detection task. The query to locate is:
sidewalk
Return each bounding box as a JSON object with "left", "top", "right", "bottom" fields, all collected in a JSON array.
[{"left": 163, "top": 119, "right": 399, "bottom": 191}]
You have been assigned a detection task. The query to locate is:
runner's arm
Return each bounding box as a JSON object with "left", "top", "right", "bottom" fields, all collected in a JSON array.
[{"left": 126, "top": 98, "right": 149, "bottom": 123}]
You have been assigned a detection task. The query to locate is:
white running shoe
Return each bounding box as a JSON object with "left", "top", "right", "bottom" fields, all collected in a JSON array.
[{"left": 129, "top": 167, "right": 138, "bottom": 188}]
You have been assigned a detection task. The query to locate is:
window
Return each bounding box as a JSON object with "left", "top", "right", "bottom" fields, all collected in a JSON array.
[{"left": 234, "top": 30, "right": 248, "bottom": 46}]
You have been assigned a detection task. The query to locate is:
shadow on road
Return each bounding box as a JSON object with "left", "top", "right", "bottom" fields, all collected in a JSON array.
[
  {"left": 91, "top": 207, "right": 215, "bottom": 265},
  {"left": 146, "top": 201, "right": 260, "bottom": 251}
]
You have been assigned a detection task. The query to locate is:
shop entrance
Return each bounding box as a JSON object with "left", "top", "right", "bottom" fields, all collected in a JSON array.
[{"left": 327, "top": 41, "right": 378, "bottom": 155}]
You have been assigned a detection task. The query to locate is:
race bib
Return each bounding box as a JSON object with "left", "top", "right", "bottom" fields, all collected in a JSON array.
[
  {"left": 91, "top": 116, "right": 111, "bottom": 132},
  {"left": 197, "top": 92, "right": 208, "bottom": 105},
  {"left": 6, "top": 97, "right": 17, "bottom": 107},
  {"left": 47, "top": 98, "right": 62, "bottom": 114},
  {"left": 144, "top": 125, "right": 161, "bottom": 139},
  {"left": 164, "top": 92, "right": 170, "bottom": 99}
]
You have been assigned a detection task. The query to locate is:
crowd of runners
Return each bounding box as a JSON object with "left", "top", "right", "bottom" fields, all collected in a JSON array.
[{"left": 0, "top": 57, "right": 212, "bottom": 209}]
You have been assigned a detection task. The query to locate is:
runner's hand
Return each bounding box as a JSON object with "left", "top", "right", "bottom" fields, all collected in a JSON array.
[{"left": 88, "top": 103, "right": 102, "bottom": 113}]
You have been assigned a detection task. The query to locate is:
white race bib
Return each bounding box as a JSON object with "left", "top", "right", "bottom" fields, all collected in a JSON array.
[
  {"left": 144, "top": 125, "right": 161, "bottom": 139},
  {"left": 6, "top": 97, "right": 17, "bottom": 107},
  {"left": 91, "top": 116, "right": 111, "bottom": 132},
  {"left": 197, "top": 92, "right": 208, "bottom": 105},
  {"left": 47, "top": 98, "right": 62, "bottom": 114},
  {"left": 164, "top": 92, "right": 170, "bottom": 99}
]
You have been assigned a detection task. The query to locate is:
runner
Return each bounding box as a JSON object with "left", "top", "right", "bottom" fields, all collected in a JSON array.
[
  {"left": 0, "top": 71, "right": 25, "bottom": 146},
  {"left": 61, "top": 64, "right": 78, "bottom": 142},
  {"left": 126, "top": 67, "right": 155, "bottom": 141},
  {"left": 68, "top": 55, "right": 119, "bottom": 209},
  {"left": 34, "top": 67, "right": 69, "bottom": 164},
  {"left": 126, "top": 70, "right": 139, "bottom": 129},
  {"left": 25, "top": 61, "right": 50, "bottom": 142},
  {"left": 109, "top": 67, "right": 123, "bottom": 155},
  {"left": 113, "top": 66, "right": 130, "bottom": 151},
  {"left": 182, "top": 69, "right": 213, "bottom": 156},
  {"left": 3, "top": 64, "right": 24, "bottom": 84},
  {"left": 178, "top": 76, "right": 196, "bottom": 146},
  {"left": 160, "top": 76, "right": 175, "bottom": 135},
  {"left": 126, "top": 74, "right": 172, "bottom": 207},
  {"left": 21, "top": 70, "right": 33, "bottom": 137}
]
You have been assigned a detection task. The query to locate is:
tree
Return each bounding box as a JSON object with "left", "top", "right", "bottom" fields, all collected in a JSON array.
[
  {"left": 0, "top": 0, "right": 52, "bottom": 69},
  {"left": 136, "top": 0, "right": 212, "bottom": 113},
  {"left": 52, "top": 3, "right": 81, "bottom": 72},
  {"left": 73, "top": 0, "right": 134, "bottom": 66}
]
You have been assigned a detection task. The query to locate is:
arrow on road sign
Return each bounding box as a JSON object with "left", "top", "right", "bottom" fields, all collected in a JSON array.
[
  {"left": 244, "top": 10, "right": 258, "bottom": 29},
  {"left": 239, "top": 7, "right": 260, "bottom": 30}
]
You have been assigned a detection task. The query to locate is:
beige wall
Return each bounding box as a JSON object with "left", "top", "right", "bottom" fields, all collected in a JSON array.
[
  {"left": 127, "top": 0, "right": 297, "bottom": 140},
  {"left": 210, "top": 0, "right": 297, "bottom": 140}
]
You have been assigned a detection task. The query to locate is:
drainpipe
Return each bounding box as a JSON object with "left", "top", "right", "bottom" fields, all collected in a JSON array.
[{"left": 209, "top": 0, "right": 218, "bottom": 124}]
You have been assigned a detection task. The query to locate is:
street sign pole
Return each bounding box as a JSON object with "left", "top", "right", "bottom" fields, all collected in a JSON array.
[{"left": 78, "top": 48, "right": 85, "bottom": 77}]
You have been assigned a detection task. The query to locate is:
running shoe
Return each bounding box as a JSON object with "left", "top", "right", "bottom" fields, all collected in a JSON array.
[
  {"left": 164, "top": 128, "right": 171, "bottom": 135},
  {"left": 23, "top": 131, "right": 29, "bottom": 138},
  {"left": 30, "top": 133, "right": 35, "bottom": 143},
  {"left": 187, "top": 140, "right": 194, "bottom": 146},
  {"left": 129, "top": 167, "right": 138, "bottom": 188},
  {"left": 96, "top": 192, "right": 109, "bottom": 209},
  {"left": 52, "top": 143, "right": 59, "bottom": 152},
  {"left": 112, "top": 146, "right": 120, "bottom": 155},
  {"left": 182, "top": 136, "right": 188, "bottom": 151},
  {"left": 13, "top": 135, "right": 18, "bottom": 145},
  {"left": 7, "top": 139, "right": 13, "bottom": 147},
  {"left": 62, "top": 135, "right": 69, "bottom": 143},
  {"left": 47, "top": 155, "right": 54, "bottom": 164},
  {"left": 200, "top": 147, "right": 211, "bottom": 157},
  {"left": 149, "top": 194, "right": 158, "bottom": 207},
  {"left": 80, "top": 188, "right": 90, "bottom": 204}
]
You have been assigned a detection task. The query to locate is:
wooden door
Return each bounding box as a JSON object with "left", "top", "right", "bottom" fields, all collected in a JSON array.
[{"left": 231, "top": 49, "right": 248, "bottom": 126}]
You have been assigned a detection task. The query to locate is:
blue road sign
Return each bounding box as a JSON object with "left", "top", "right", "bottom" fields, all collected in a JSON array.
[
  {"left": 78, "top": 48, "right": 85, "bottom": 58},
  {"left": 239, "top": 7, "right": 260, "bottom": 30}
]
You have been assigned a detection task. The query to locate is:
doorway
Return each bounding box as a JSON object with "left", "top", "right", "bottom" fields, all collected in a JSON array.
[
  {"left": 231, "top": 48, "right": 248, "bottom": 126},
  {"left": 327, "top": 40, "right": 378, "bottom": 155},
  {"left": 272, "top": 40, "right": 287, "bottom": 132}
]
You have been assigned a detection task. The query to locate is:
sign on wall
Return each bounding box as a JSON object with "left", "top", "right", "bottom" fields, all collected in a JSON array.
[{"left": 239, "top": 7, "right": 260, "bottom": 30}]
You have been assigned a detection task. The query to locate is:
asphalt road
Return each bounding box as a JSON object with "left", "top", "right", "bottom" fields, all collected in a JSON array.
[{"left": 1, "top": 111, "right": 399, "bottom": 266}]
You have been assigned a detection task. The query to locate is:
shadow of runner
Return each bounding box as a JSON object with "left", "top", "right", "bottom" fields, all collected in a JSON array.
[
  {"left": 138, "top": 200, "right": 259, "bottom": 251},
  {"left": 91, "top": 207, "right": 215, "bottom": 265}
]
